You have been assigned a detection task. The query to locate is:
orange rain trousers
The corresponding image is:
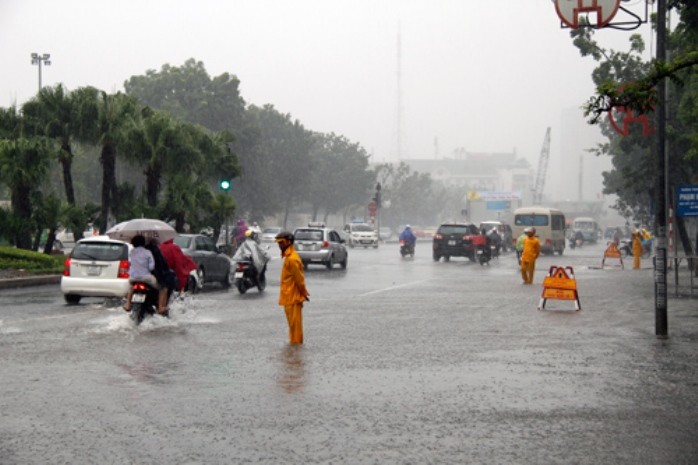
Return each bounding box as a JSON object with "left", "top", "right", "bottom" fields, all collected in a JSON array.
[
  {"left": 521, "top": 260, "right": 536, "bottom": 284},
  {"left": 284, "top": 303, "right": 304, "bottom": 344}
]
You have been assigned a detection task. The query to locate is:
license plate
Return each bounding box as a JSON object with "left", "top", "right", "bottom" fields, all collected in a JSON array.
[
  {"left": 234, "top": 272, "right": 243, "bottom": 279},
  {"left": 87, "top": 266, "right": 101, "bottom": 276},
  {"left": 448, "top": 240, "right": 456, "bottom": 246},
  {"left": 132, "top": 293, "right": 146, "bottom": 303}
]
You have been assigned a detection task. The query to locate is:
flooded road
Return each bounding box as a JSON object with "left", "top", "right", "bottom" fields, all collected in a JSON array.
[{"left": 1, "top": 244, "right": 697, "bottom": 464}]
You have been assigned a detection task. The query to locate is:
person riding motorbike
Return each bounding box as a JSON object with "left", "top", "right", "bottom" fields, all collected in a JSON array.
[
  {"left": 399, "top": 225, "right": 417, "bottom": 255},
  {"left": 487, "top": 227, "right": 502, "bottom": 256},
  {"left": 399, "top": 225, "right": 417, "bottom": 247},
  {"left": 233, "top": 229, "right": 270, "bottom": 285}
]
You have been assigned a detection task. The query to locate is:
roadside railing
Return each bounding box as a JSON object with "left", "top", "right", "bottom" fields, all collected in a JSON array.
[{"left": 667, "top": 255, "right": 698, "bottom": 297}]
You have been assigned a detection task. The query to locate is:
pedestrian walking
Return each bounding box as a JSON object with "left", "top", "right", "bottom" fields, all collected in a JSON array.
[
  {"left": 632, "top": 230, "right": 643, "bottom": 269},
  {"left": 515, "top": 232, "right": 526, "bottom": 265},
  {"left": 520, "top": 227, "right": 540, "bottom": 285},
  {"left": 275, "top": 231, "right": 310, "bottom": 344}
]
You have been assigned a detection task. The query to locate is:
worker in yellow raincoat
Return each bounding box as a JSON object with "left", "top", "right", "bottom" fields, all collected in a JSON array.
[
  {"left": 275, "top": 231, "right": 309, "bottom": 344},
  {"left": 632, "top": 230, "right": 643, "bottom": 269},
  {"left": 520, "top": 227, "right": 541, "bottom": 285}
]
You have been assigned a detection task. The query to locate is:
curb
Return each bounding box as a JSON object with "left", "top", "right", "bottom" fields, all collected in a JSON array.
[{"left": 0, "top": 275, "right": 61, "bottom": 290}]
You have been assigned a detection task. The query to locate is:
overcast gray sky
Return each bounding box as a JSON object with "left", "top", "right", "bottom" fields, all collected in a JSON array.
[{"left": 1, "top": 0, "right": 655, "bottom": 201}]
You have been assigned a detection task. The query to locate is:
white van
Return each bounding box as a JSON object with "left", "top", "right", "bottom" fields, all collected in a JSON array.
[
  {"left": 572, "top": 217, "right": 600, "bottom": 244},
  {"left": 512, "top": 207, "right": 566, "bottom": 255}
]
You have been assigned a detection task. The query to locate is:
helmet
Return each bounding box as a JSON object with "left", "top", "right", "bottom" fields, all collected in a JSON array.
[
  {"left": 245, "top": 229, "right": 253, "bottom": 238},
  {"left": 527, "top": 227, "right": 536, "bottom": 235},
  {"left": 405, "top": 224, "right": 411, "bottom": 229},
  {"left": 275, "top": 231, "right": 294, "bottom": 244}
]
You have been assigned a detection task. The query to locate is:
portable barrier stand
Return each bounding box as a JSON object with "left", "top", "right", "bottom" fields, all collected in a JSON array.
[
  {"left": 601, "top": 242, "right": 624, "bottom": 269},
  {"left": 538, "top": 265, "right": 581, "bottom": 311}
]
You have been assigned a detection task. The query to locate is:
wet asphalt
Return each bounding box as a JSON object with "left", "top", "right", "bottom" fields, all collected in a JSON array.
[{"left": 0, "top": 243, "right": 696, "bottom": 464}]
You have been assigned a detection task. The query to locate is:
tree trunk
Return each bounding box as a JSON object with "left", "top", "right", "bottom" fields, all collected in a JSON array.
[
  {"left": 60, "top": 142, "right": 76, "bottom": 205},
  {"left": 99, "top": 143, "right": 117, "bottom": 234},
  {"left": 11, "top": 186, "right": 33, "bottom": 250},
  {"left": 145, "top": 164, "right": 161, "bottom": 207},
  {"left": 43, "top": 228, "right": 57, "bottom": 255}
]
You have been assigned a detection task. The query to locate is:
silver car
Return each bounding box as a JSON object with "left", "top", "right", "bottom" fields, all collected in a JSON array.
[
  {"left": 60, "top": 236, "right": 131, "bottom": 304},
  {"left": 293, "top": 227, "right": 348, "bottom": 269}
]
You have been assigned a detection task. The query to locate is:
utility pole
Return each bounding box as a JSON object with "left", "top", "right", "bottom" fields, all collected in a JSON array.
[
  {"left": 655, "top": 0, "right": 668, "bottom": 337},
  {"left": 30, "top": 52, "right": 51, "bottom": 92}
]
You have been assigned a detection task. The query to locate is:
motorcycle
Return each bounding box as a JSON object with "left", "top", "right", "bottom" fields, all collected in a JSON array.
[
  {"left": 399, "top": 240, "right": 415, "bottom": 258},
  {"left": 128, "top": 281, "right": 170, "bottom": 325},
  {"left": 618, "top": 238, "right": 652, "bottom": 258},
  {"left": 476, "top": 244, "right": 493, "bottom": 265},
  {"left": 569, "top": 236, "right": 584, "bottom": 249},
  {"left": 234, "top": 260, "right": 266, "bottom": 294}
]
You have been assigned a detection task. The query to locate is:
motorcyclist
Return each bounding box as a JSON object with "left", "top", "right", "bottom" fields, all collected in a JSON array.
[
  {"left": 399, "top": 225, "right": 417, "bottom": 253},
  {"left": 574, "top": 229, "right": 585, "bottom": 246},
  {"left": 487, "top": 227, "right": 502, "bottom": 256},
  {"left": 233, "top": 229, "right": 270, "bottom": 284}
]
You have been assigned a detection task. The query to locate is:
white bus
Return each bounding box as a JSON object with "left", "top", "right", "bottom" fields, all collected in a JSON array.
[{"left": 512, "top": 207, "right": 566, "bottom": 255}]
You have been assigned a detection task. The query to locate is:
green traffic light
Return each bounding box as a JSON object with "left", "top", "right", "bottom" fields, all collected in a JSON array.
[{"left": 220, "top": 180, "right": 231, "bottom": 190}]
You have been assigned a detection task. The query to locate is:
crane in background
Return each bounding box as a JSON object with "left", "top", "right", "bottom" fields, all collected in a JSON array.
[{"left": 533, "top": 127, "right": 551, "bottom": 204}]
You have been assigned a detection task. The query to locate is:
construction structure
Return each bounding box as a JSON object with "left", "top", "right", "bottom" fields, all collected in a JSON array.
[{"left": 533, "top": 127, "right": 551, "bottom": 204}]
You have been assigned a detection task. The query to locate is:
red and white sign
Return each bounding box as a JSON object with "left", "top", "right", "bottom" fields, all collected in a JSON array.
[
  {"left": 554, "top": 0, "right": 621, "bottom": 29},
  {"left": 368, "top": 201, "right": 378, "bottom": 216}
]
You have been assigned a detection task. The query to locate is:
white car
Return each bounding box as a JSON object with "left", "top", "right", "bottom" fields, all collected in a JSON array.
[
  {"left": 343, "top": 223, "right": 379, "bottom": 248},
  {"left": 261, "top": 227, "right": 282, "bottom": 242},
  {"left": 60, "top": 236, "right": 131, "bottom": 304}
]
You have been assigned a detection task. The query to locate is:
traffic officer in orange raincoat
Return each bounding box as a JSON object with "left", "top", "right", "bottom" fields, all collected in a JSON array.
[
  {"left": 632, "top": 230, "right": 643, "bottom": 269},
  {"left": 275, "top": 231, "right": 310, "bottom": 344},
  {"left": 520, "top": 227, "right": 541, "bottom": 285}
]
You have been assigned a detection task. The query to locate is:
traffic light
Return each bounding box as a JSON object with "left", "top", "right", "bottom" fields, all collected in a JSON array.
[{"left": 219, "top": 179, "right": 231, "bottom": 191}]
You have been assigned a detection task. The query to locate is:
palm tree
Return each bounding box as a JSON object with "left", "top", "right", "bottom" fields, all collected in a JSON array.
[{"left": 79, "top": 90, "right": 139, "bottom": 233}]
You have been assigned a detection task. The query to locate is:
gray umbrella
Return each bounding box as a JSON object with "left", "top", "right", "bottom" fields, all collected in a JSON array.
[{"left": 105, "top": 218, "right": 177, "bottom": 244}]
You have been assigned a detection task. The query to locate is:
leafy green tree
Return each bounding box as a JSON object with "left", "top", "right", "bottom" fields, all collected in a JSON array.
[
  {"left": 124, "top": 58, "right": 246, "bottom": 132},
  {"left": 307, "top": 133, "right": 375, "bottom": 223},
  {"left": 573, "top": 2, "right": 698, "bottom": 256},
  {"left": 0, "top": 133, "right": 52, "bottom": 249}
]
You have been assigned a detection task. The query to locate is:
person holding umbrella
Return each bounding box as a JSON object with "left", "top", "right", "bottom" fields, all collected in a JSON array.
[
  {"left": 275, "top": 231, "right": 309, "bottom": 344},
  {"left": 124, "top": 234, "right": 167, "bottom": 314}
]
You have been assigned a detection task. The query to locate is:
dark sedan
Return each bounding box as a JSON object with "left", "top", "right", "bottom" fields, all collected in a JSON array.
[
  {"left": 174, "top": 234, "right": 233, "bottom": 287},
  {"left": 432, "top": 223, "right": 483, "bottom": 262}
]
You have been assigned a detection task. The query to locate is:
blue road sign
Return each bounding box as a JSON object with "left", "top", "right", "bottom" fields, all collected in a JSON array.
[{"left": 676, "top": 185, "right": 698, "bottom": 217}]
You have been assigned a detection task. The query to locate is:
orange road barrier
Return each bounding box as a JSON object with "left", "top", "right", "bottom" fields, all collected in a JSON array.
[
  {"left": 602, "top": 242, "right": 624, "bottom": 269},
  {"left": 538, "top": 265, "right": 581, "bottom": 311}
]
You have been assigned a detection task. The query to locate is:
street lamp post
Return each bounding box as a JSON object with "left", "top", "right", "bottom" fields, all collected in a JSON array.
[{"left": 30, "top": 52, "right": 51, "bottom": 92}]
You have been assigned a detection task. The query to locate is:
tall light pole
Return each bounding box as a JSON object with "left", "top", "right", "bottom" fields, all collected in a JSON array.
[{"left": 30, "top": 52, "right": 51, "bottom": 92}]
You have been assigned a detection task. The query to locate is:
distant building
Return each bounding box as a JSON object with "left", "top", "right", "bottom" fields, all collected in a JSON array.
[{"left": 398, "top": 149, "right": 535, "bottom": 223}]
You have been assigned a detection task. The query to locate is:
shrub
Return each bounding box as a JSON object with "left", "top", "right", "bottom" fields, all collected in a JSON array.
[{"left": 0, "top": 246, "right": 64, "bottom": 274}]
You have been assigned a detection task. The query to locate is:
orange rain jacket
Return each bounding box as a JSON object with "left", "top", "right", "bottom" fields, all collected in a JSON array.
[
  {"left": 278, "top": 245, "right": 309, "bottom": 306},
  {"left": 521, "top": 235, "right": 541, "bottom": 262}
]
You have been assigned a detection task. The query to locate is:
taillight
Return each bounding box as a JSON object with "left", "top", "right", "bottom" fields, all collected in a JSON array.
[
  {"left": 117, "top": 260, "right": 130, "bottom": 279},
  {"left": 434, "top": 234, "right": 443, "bottom": 240},
  {"left": 322, "top": 241, "right": 330, "bottom": 248},
  {"left": 133, "top": 282, "right": 148, "bottom": 292},
  {"left": 63, "top": 258, "right": 71, "bottom": 276},
  {"left": 545, "top": 239, "right": 553, "bottom": 246},
  {"left": 237, "top": 262, "right": 246, "bottom": 271}
]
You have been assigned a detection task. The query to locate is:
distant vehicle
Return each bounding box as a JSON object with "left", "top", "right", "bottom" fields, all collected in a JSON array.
[
  {"left": 379, "top": 226, "right": 393, "bottom": 242},
  {"left": 60, "top": 236, "right": 131, "bottom": 304},
  {"left": 174, "top": 234, "right": 233, "bottom": 287},
  {"left": 260, "top": 227, "right": 282, "bottom": 243},
  {"left": 294, "top": 225, "right": 348, "bottom": 269},
  {"left": 343, "top": 222, "right": 379, "bottom": 248},
  {"left": 572, "top": 217, "right": 600, "bottom": 244},
  {"left": 432, "top": 222, "right": 483, "bottom": 262},
  {"left": 479, "top": 221, "right": 513, "bottom": 252},
  {"left": 512, "top": 207, "right": 566, "bottom": 255}
]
